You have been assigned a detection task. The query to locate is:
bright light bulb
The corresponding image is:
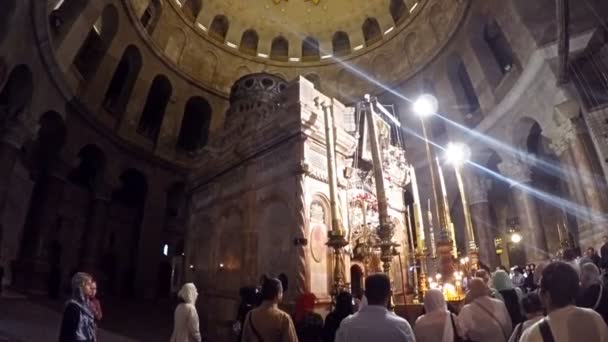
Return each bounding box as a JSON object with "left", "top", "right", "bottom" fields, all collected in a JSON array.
[
  {"left": 511, "top": 233, "right": 522, "bottom": 243},
  {"left": 412, "top": 94, "right": 438, "bottom": 117},
  {"left": 445, "top": 142, "right": 470, "bottom": 166}
]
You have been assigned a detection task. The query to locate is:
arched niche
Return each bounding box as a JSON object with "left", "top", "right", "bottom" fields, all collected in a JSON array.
[
  {"left": 138, "top": 75, "right": 172, "bottom": 142},
  {"left": 270, "top": 36, "right": 289, "bottom": 61},
  {"left": 209, "top": 15, "right": 229, "bottom": 42},
  {"left": 140, "top": 0, "right": 162, "bottom": 35},
  {"left": 390, "top": 0, "right": 408, "bottom": 25},
  {"left": 177, "top": 96, "right": 212, "bottom": 152},
  {"left": 103, "top": 45, "right": 143, "bottom": 118},
  {"left": 302, "top": 36, "right": 320, "bottom": 61},
  {"left": 332, "top": 31, "right": 351, "bottom": 56},
  {"left": 180, "top": 0, "right": 202, "bottom": 22},
  {"left": 362, "top": 17, "right": 382, "bottom": 46},
  {"left": 68, "top": 144, "right": 106, "bottom": 191},
  {"left": 50, "top": 0, "right": 92, "bottom": 43},
  {"left": 240, "top": 29, "right": 259, "bottom": 56},
  {"left": 73, "top": 4, "right": 119, "bottom": 81},
  {"left": 446, "top": 53, "right": 481, "bottom": 127},
  {"left": 0, "top": 64, "right": 33, "bottom": 127}
]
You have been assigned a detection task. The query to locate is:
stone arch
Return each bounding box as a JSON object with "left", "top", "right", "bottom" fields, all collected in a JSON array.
[
  {"left": 180, "top": 0, "right": 201, "bottom": 22},
  {"left": 332, "top": 31, "right": 351, "bottom": 56},
  {"left": 308, "top": 193, "right": 333, "bottom": 295},
  {"left": 389, "top": 0, "right": 408, "bottom": 25},
  {"left": 235, "top": 65, "right": 252, "bottom": 80},
  {"left": 202, "top": 51, "right": 217, "bottom": 83},
  {"left": 403, "top": 32, "right": 418, "bottom": 64},
  {"left": 0, "top": 64, "right": 33, "bottom": 127},
  {"left": 177, "top": 96, "right": 212, "bottom": 152},
  {"left": 140, "top": 0, "right": 162, "bottom": 34},
  {"left": 29, "top": 111, "right": 67, "bottom": 174},
  {"left": 137, "top": 75, "right": 172, "bottom": 142},
  {"left": 165, "top": 26, "right": 187, "bottom": 63},
  {"left": 302, "top": 36, "right": 320, "bottom": 61},
  {"left": 362, "top": 17, "right": 382, "bottom": 46},
  {"left": 103, "top": 45, "right": 142, "bottom": 117},
  {"left": 73, "top": 4, "right": 119, "bottom": 81},
  {"left": 270, "top": 36, "right": 289, "bottom": 61},
  {"left": 209, "top": 15, "right": 229, "bottom": 42},
  {"left": 0, "top": 0, "right": 16, "bottom": 44},
  {"left": 446, "top": 53, "right": 481, "bottom": 126},
  {"left": 68, "top": 144, "right": 106, "bottom": 191},
  {"left": 50, "top": 0, "right": 92, "bottom": 42},
  {"left": 240, "top": 29, "right": 259, "bottom": 56},
  {"left": 372, "top": 54, "right": 390, "bottom": 81},
  {"left": 512, "top": 116, "right": 543, "bottom": 152}
]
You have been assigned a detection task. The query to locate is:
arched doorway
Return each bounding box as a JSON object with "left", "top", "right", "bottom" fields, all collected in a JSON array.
[{"left": 350, "top": 264, "right": 363, "bottom": 299}]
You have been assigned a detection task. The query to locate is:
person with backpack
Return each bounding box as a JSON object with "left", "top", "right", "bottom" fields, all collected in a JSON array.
[
  {"left": 509, "top": 292, "right": 544, "bottom": 342},
  {"left": 414, "top": 289, "right": 459, "bottom": 342}
]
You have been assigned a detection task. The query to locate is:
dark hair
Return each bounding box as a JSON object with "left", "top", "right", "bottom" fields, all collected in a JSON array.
[
  {"left": 261, "top": 277, "right": 282, "bottom": 301},
  {"left": 521, "top": 292, "right": 543, "bottom": 314},
  {"left": 540, "top": 261, "right": 580, "bottom": 309},
  {"left": 563, "top": 248, "right": 576, "bottom": 261},
  {"left": 365, "top": 273, "right": 391, "bottom": 305},
  {"left": 335, "top": 291, "right": 354, "bottom": 315}
]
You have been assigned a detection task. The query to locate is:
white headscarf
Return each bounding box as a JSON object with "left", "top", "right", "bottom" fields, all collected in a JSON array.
[
  {"left": 424, "top": 289, "right": 447, "bottom": 314},
  {"left": 416, "top": 289, "right": 454, "bottom": 342},
  {"left": 178, "top": 283, "right": 198, "bottom": 304}
]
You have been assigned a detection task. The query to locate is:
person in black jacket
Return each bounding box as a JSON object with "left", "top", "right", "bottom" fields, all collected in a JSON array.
[
  {"left": 59, "top": 272, "right": 96, "bottom": 342},
  {"left": 323, "top": 291, "right": 354, "bottom": 342}
]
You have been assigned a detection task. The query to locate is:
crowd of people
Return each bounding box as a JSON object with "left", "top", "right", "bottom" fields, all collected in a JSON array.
[{"left": 57, "top": 242, "right": 608, "bottom": 342}]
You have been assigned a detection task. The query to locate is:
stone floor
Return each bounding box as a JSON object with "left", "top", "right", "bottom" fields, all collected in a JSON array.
[{"left": 0, "top": 291, "right": 174, "bottom": 342}]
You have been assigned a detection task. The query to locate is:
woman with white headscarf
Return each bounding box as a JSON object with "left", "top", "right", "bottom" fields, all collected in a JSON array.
[
  {"left": 414, "top": 289, "right": 457, "bottom": 342},
  {"left": 171, "top": 283, "right": 202, "bottom": 342},
  {"left": 59, "top": 272, "right": 96, "bottom": 342}
]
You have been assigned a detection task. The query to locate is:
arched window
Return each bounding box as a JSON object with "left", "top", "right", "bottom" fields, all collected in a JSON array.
[
  {"left": 240, "top": 29, "right": 259, "bottom": 55},
  {"left": 68, "top": 144, "right": 106, "bottom": 190},
  {"left": 447, "top": 54, "right": 481, "bottom": 126},
  {"left": 103, "top": 45, "right": 142, "bottom": 117},
  {"left": 389, "top": 0, "right": 408, "bottom": 25},
  {"left": 362, "top": 18, "right": 382, "bottom": 46},
  {"left": 0, "top": 64, "right": 33, "bottom": 127},
  {"left": 177, "top": 97, "right": 212, "bottom": 152},
  {"left": 0, "top": 0, "right": 16, "bottom": 44},
  {"left": 180, "top": 0, "right": 201, "bottom": 22},
  {"left": 209, "top": 15, "right": 229, "bottom": 42},
  {"left": 73, "top": 5, "right": 119, "bottom": 80},
  {"left": 332, "top": 31, "right": 351, "bottom": 56},
  {"left": 301, "top": 37, "right": 320, "bottom": 61},
  {"left": 50, "top": 0, "right": 91, "bottom": 42},
  {"left": 140, "top": 0, "right": 162, "bottom": 34},
  {"left": 270, "top": 36, "right": 289, "bottom": 61},
  {"left": 484, "top": 20, "right": 514, "bottom": 74},
  {"left": 138, "top": 75, "right": 172, "bottom": 142}
]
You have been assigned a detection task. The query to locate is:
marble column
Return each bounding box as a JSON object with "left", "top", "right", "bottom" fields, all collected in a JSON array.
[
  {"left": 466, "top": 174, "right": 500, "bottom": 268},
  {"left": 498, "top": 158, "right": 548, "bottom": 262},
  {"left": 551, "top": 103, "right": 608, "bottom": 248}
]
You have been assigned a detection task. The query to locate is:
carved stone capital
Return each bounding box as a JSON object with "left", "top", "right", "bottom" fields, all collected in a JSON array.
[{"left": 498, "top": 158, "right": 532, "bottom": 185}]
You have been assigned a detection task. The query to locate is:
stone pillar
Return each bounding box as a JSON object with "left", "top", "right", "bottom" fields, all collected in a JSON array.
[
  {"left": 466, "top": 174, "right": 500, "bottom": 268},
  {"left": 134, "top": 180, "right": 167, "bottom": 299},
  {"left": 13, "top": 174, "right": 66, "bottom": 294},
  {"left": 498, "top": 158, "right": 548, "bottom": 263},
  {"left": 0, "top": 118, "right": 37, "bottom": 249},
  {"left": 81, "top": 196, "right": 109, "bottom": 272}
]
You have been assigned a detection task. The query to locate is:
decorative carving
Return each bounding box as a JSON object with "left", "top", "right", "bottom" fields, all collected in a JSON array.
[
  {"left": 294, "top": 174, "right": 308, "bottom": 295},
  {"left": 498, "top": 158, "right": 532, "bottom": 185},
  {"left": 310, "top": 224, "right": 326, "bottom": 263},
  {"left": 310, "top": 201, "right": 325, "bottom": 223}
]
